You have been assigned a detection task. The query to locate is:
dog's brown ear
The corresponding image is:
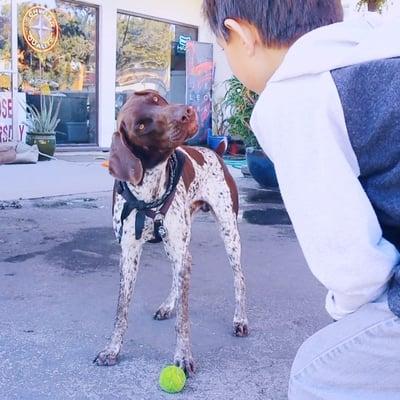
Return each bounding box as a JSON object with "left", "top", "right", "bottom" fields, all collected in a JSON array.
[
  {"left": 134, "top": 90, "right": 168, "bottom": 104},
  {"left": 109, "top": 131, "right": 144, "bottom": 185}
]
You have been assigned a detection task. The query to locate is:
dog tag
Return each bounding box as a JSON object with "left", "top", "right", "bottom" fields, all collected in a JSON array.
[
  {"left": 154, "top": 213, "right": 168, "bottom": 241},
  {"left": 158, "top": 224, "right": 167, "bottom": 240}
]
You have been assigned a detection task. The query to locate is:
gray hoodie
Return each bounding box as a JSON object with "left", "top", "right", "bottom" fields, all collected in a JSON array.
[{"left": 250, "top": 14, "right": 400, "bottom": 320}]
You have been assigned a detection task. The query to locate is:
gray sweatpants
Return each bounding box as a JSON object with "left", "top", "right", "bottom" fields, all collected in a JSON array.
[{"left": 289, "top": 293, "right": 400, "bottom": 399}]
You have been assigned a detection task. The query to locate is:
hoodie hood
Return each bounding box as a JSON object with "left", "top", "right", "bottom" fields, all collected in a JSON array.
[{"left": 270, "top": 13, "right": 400, "bottom": 83}]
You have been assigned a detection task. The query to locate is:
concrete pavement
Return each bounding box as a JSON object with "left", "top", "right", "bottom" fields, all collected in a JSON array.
[
  {"left": 0, "top": 153, "right": 114, "bottom": 201},
  {"left": 0, "top": 152, "right": 244, "bottom": 201},
  {"left": 0, "top": 157, "right": 330, "bottom": 399}
]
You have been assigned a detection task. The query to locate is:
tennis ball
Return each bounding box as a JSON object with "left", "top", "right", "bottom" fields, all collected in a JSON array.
[{"left": 159, "top": 365, "right": 186, "bottom": 393}]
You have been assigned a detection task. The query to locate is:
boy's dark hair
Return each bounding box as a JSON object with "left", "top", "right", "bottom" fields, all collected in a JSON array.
[{"left": 203, "top": 0, "right": 344, "bottom": 47}]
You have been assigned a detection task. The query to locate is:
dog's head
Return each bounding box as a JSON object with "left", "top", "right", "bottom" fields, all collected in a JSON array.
[{"left": 109, "top": 90, "right": 198, "bottom": 185}]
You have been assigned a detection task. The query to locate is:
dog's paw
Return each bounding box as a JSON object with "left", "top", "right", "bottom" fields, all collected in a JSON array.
[
  {"left": 174, "top": 354, "right": 195, "bottom": 377},
  {"left": 93, "top": 349, "right": 119, "bottom": 366},
  {"left": 233, "top": 320, "right": 249, "bottom": 337},
  {"left": 153, "top": 307, "right": 174, "bottom": 320}
]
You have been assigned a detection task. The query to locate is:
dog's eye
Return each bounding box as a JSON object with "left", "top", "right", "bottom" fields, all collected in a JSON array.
[
  {"left": 136, "top": 118, "right": 152, "bottom": 133},
  {"left": 153, "top": 96, "right": 159, "bottom": 103}
]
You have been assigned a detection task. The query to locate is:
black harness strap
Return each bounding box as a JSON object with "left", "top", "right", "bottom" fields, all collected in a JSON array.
[{"left": 117, "top": 150, "right": 186, "bottom": 243}]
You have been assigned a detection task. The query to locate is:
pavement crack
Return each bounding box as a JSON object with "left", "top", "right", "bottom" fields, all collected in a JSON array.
[{"left": 3, "top": 251, "right": 46, "bottom": 263}]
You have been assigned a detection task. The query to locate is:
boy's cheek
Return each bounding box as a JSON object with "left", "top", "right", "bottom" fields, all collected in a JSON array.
[
  {"left": 218, "top": 39, "right": 261, "bottom": 93},
  {"left": 223, "top": 46, "right": 240, "bottom": 73},
  {"left": 225, "top": 55, "right": 255, "bottom": 90}
]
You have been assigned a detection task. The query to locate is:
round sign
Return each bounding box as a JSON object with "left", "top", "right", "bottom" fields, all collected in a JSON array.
[{"left": 22, "top": 6, "right": 59, "bottom": 53}]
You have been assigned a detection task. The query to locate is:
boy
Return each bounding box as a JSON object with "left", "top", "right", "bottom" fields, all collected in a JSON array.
[{"left": 202, "top": 1, "right": 400, "bottom": 399}]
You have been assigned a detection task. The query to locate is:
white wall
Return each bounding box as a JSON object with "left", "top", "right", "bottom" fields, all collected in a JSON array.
[{"left": 75, "top": 0, "right": 230, "bottom": 147}]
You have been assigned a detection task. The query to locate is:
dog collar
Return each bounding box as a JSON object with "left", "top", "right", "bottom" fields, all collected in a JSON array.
[{"left": 116, "top": 150, "right": 186, "bottom": 243}]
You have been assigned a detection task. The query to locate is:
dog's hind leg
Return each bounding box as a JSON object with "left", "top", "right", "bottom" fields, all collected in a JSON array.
[
  {"left": 154, "top": 271, "right": 178, "bottom": 320},
  {"left": 94, "top": 236, "right": 143, "bottom": 366},
  {"left": 212, "top": 206, "right": 249, "bottom": 337}
]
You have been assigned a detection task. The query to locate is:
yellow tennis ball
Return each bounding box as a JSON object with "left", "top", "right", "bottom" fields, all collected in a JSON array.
[{"left": 159, "top": 365, "right": 186, "bottom": 393}]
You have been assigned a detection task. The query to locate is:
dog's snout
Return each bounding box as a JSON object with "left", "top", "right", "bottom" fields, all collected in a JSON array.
[{"left": 181, "top": 107, "right": 194, "bottom": 123}]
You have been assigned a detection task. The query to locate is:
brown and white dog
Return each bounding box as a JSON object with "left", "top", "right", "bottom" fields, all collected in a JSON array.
[{"left": 94, "top": 90, "right": 248, "bottom": 375}]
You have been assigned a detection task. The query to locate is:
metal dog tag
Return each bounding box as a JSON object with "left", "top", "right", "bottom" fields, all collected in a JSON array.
[
  {"left": 158, "top": 224, "right": 167, "bottom": 240},
  {"left": 154, "top": 213, "right": 168, "bottom": 241}
]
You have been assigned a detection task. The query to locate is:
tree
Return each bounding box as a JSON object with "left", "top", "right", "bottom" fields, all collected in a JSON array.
[
  {"left": 0, "top": 3, "right": 11, "bottom": 71},
  {"left": 115, "top": 15, "right": 173, "bottom": 95},
  {"left": 357, "top": 0, "right": 387, "bottom": 12}
]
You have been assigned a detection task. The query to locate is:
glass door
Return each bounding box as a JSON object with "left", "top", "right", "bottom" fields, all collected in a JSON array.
[
  {"left": 115, "top": 12, "right": 199, "bottom": 118},
  {"left": 1, "top": 1, "right": 99, "bottom": 146},
  {"left": 0, "top": 0, "right": 19, "bottom": 143},
  {"left": 17, "top": 0, "right": 99, "bottom": 146}
]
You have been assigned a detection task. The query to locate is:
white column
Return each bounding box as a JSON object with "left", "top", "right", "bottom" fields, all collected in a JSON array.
[{"left": 97, "top": 3, "right": 117, "bottom": 148}]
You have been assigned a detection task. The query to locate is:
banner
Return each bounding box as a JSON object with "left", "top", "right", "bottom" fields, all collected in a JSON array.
[
  {"left": 185, "top": 41, "right": 214, "bottom": 145},
  {"left": 0, "top": 93, "right": 27, "bottom": 143}
]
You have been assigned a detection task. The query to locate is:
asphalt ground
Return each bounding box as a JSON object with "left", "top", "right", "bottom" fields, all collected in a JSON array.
[{"left": 0, "top": 175, "right": 330, "bottom": 399}]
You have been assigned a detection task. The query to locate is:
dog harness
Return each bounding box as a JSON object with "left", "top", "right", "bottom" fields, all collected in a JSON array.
[{"left": 116, "top": 150, "right": 186, "bottom": 244}]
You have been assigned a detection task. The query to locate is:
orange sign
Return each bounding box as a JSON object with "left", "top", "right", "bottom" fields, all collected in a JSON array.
[{"left": 22, "top": 6, "right": 59, "bottom": 53}]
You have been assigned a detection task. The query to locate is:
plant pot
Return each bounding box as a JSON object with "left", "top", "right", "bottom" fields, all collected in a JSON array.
[
  {"left": 246, "top": 147, "right": 278, "bottom": 189},
  {"left": 207, "top": 129, "right": 228, "bottom": 155},
  {"left": 26, "top": 132, "right": 56, "bottom": 161}
]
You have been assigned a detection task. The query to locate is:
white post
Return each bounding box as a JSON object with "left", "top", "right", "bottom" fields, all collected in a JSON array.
[
  {"left": 97, "top": 3, "right": 117, "bottom": 148},
  {"left": 11, "top": 0, "right": 19, "bottom": 142}
]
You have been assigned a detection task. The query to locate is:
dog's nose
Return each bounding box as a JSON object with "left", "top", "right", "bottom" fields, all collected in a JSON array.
[{"left": 181, "top": 107, "right": 195, "bottom": 123}]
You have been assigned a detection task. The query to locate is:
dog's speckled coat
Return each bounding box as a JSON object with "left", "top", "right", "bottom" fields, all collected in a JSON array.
[{"left": 94, "top": 91, "right": 248, "bottom": 376}]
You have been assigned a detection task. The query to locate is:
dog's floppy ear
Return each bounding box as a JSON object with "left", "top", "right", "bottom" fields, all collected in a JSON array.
[{"left": 109, "top": 131, "right": 144, "bottom": 185}]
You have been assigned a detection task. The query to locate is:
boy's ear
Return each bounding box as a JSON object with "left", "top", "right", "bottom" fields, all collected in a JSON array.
[{"left": 223, "top": 18, "right": 257, "bottom": 56}]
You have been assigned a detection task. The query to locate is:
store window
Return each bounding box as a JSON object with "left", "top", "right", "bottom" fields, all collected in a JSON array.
[
  {"left": 17, "top": 0, "right": 98, "bottom": 145},
  {"left": 115, "top": 12, "right": 198, "bottom": 116},
  {"left": 0, "top": 1, "right": 13, "bottom": 142},
  {"left": 0, "top": 0, "right": 11, "bottom": 78}
]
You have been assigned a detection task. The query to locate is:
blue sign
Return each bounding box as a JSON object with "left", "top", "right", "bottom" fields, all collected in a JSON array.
[{"left": 177, "top": 35, "right": 192, "bottom": 54}]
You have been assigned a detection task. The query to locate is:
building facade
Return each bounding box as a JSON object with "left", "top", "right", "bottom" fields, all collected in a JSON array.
[
  {"left": 1, "top": 1, "right": 398, "bottom": 151},
  {"left": 0, "top": 0, "right": 230, "bottom": 149}
]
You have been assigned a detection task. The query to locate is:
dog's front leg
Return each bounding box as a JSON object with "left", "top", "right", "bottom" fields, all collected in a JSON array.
[
  {"left": 94, "top": 236, "right": 143, "bottom": 366},
  {"left": 173, "top": 251, "right": 194, "bottom": 376}
]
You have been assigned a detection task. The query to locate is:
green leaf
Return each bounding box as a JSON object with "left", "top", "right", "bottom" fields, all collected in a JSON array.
[
  {"left": 25, "top": 95, "right": 61, "bottom": 134},
  {"left": 221, "top": 77, "right": 259, "bottom": 147}
]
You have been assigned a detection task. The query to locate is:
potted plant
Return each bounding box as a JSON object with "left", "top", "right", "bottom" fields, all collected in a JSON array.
[
  {"left": 207, "top": 98, "right": 229, "bottom": 154},
  {"left": 25, "top": 95, "right": 61, "bottom": 161},
  {"left": 357, "top": 0, "right": 387, "bottom": 12},
  {"left": 222, "top": 77, "right": 278, "bottom": 188}
]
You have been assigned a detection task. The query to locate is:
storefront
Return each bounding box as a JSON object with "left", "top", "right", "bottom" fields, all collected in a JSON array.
[{"left": 0, "top": 0, "right": 228, "bottom": 149}]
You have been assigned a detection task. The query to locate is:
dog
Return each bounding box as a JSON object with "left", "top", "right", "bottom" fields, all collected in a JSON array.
[{"left": 94, "top": 90, "right": 248, "bottom": 375}]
